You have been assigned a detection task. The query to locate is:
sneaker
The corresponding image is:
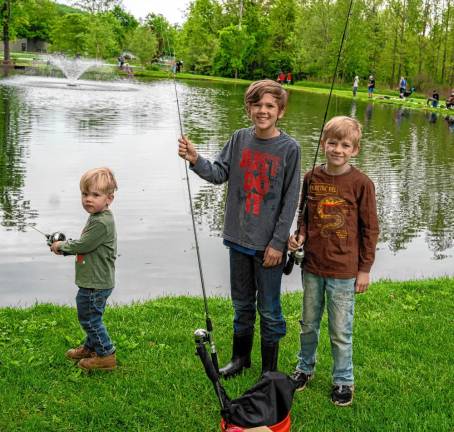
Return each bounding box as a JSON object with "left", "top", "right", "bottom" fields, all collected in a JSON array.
[
  {"left": 331, "top": 384, "right": 354, "bottom": 406},
  {"left": 290, "top": 369, "right": 313, "bottom": 392},
  {"left": 78, "top": 352, "right": 116, "bottom": 371},
  {"left": 65, "top": 345, "right": 95, "bottom": 360}
]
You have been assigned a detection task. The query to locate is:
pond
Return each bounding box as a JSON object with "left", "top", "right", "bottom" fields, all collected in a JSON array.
[{"left": 0, "top": 75, "right": 453, "bottom": 306}]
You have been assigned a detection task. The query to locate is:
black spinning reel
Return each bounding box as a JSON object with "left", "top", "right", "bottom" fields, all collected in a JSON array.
[
  {"left": 46, "top": 231, "right": 66, "bottom": 247},
  {"left": 283, "top": 248, "right": 304, "bottom": 275}
]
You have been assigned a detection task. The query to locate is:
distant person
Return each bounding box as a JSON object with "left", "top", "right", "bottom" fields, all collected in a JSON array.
[
  {"left": 176, "top": 60, "right": 183, "bottom": 73},
  {"left": 367, "top": 75, "right": 375, "bottom": 98},
  {"left": 277, "top": 71, "right": 286, "bottom": 84},
  {"left": 50, "top": 168, "right": 118, "bottom": 371},
  {"left": 288, "top": 116, "right": 379, "bottom": 407},
  {"left": 286, "top": 71, "right": 293, "bottom": 84},
  {"left": 124, "top": 63, "right": 134, "bottom": 78},
  {"left": 399, "top": 76, "right": 407, "bottom": 98},
  {"left": 352, "top": 76, "right": 359, "bottom": 97},
  {"left": 446, "top": 91, "right": 454, "bottom": 109},
  {"left": 118, "top": 55, "right": 125, "bottom": 69},
  {"left": 178, "top": 80, "right": 301, "bottom": 378},
  {"left": 427, "top": 89, "right": 440, "bottom": 108}
]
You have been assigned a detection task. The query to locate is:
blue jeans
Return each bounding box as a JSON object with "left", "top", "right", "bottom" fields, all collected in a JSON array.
[
  {"left": 76, "top": 287, "right": 115, "bottom": 356},
  {"left": 229, "top": 248, "right": 286, "bottom": 345},
  {"left": 296, "top": 271, "right": 355, "bottom": 385}
]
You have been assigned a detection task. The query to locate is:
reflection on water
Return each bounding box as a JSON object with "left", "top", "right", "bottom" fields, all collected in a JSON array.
[{"left": 0, "top": 77, "right": 453, "bottom": 306}]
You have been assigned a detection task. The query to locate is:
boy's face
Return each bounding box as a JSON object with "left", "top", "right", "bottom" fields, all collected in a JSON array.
[
  {"left": 322, "top": 135, "right": 359, "bottom": 172},
  {"left": 81, "top": 188, "right": 113, "bottom": 214},
  {"left": 248, "top": 93, "right": 284, "bottom": 138}
]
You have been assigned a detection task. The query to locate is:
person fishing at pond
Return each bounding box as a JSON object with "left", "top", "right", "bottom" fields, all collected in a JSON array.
[
  {"left": 352, "top": 75, "right": 359, "bottom": 97},
  {"left": 367, "top": 75, "right": 375, "bottom": 98},
  {"left": 399, "top": 76, "right": 407, "bottom": 98},
  {"left": 50, "top": 167, "right": 118, "bottom": 371},
  {"left": 287, "top": 116, "right": 379, "bottom": 407},
  {"left": 178, "top": 80, "right": 301, "bottom": 379},
  {"left": 446, "top": 91, "right": 454, "bottom": 109},
  {"left": 427, "top": 89, "right": 440, "bottom": 108}
]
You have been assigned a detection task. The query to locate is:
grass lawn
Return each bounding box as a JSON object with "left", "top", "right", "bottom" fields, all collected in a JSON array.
[{"left": 0, "top": 278, "right": 452, "bottom": 431}]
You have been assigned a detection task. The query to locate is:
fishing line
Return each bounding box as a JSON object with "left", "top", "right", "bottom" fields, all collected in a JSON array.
[
  {"left": 284, "top": 0, "right": 354, "bottom": 274},
  {"left": 300, "top": 0, "right": 354, "bottom": 223},
  {"left": 165, "top": 28, "right": 220, "bottom": 373}
]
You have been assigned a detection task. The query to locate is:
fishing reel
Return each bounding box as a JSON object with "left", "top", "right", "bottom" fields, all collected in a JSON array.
[
  {"left": 283, "top": 248, "right": 304, "bottom": 275},
  {"left": 46, "top": 232, "right": 66, "bottom": 247},
  {"left": 194, "top": 328, "right": 209, "bottom": 345}
]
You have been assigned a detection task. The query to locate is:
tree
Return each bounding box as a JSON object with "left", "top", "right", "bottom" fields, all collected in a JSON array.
[
  {"left": 125, "top": 25, "right": 158, "bottom": 65},
  {"left": 85, "top": 14, "right": 119, "bottom": 58},
  {"left": 144, "top": 13, "right": 176, "bottom": 59},
  {"left": 177, "top": 0, "right": 222, "bottom": 74},
  {"left": 213, "top": 24, "right": 254, "bottom": 78},
  {"left": 50, "top": 13, "right": 90, "bottom": 55},
  {"left": 1, "top": 0, "right": 11, "bottom": 63}
]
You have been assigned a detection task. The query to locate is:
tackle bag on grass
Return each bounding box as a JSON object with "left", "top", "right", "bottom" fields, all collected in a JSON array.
[{"left": 221, "top": 371, "right": 296, "bottom": 428}]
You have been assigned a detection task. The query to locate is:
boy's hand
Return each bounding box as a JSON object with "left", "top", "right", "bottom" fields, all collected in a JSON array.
[
  {"left": 178, "top": 135, "right": 198, "bottom": 165},
  {"left": 355, "top": 271, "right": 370, "bottom": 293},
  {"left": 288, "top": 233, "right": 304, "bottom": 252},
  {"left": 50, "top": 241, "right": 63, "bottom": 255},
  {"left": 263, "top": 245, "right": 283, "bottom": 268}
]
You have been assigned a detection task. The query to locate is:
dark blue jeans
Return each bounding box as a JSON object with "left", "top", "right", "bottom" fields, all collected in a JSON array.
[
  {"left": 76, "top": 287, "right": 115, "bottom": 357},
  {"left": 229, "top": 248, "right": 286, "bottom": 345}
]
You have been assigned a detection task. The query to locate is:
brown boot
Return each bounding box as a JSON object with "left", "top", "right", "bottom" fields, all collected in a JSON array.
[
  {"left": 78, "top": 353, "right": 116, "bottom": 371},
  {"left": 65, "top": 345, "right": 95, "bottom": 360}
]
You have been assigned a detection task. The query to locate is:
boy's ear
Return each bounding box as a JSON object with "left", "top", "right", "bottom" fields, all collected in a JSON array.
[
  {"left": 107, "top": 193, "right": 114, "bottom": 204},
  {"left": 277, "top": 108, "right": 285, "bottom": 120},
  {"left": 352, "top": 145, "right": 360, "bottom": 156}
]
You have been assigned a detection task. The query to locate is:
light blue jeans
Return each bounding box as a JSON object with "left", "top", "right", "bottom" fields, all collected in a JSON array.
[{"left": 296, "top": 271, "right": 355, "bottom": 385}]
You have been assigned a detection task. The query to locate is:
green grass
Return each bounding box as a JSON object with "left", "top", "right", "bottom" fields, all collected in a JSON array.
[{"left": 1, "top": 278, "right": 452, "bottom": 431}]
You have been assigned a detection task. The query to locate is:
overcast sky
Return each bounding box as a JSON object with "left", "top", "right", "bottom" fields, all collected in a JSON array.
[
  {"left": 59, "top": 0, "right": 189, "bottom": 24},
  {"left": 120, "top": 0, "right": 189, "bottom": 24}
]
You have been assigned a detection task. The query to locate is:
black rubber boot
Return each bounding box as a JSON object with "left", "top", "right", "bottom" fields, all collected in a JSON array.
[
  {"left": 260, "top": 341, "right": 279, "bottom": 375},
  {"left": 219, "top": 333, "right": 253, "bottom": 379}
]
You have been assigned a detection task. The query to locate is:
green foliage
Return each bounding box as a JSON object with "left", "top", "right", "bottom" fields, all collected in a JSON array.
[
  {"left": 84, "top": 14, "right": 120, "bottom": 58},
  {"left": 212, "top": 24, "right": 254, "bottom": 78},
  {"left": 49, "top": 13, "right": 89, "bottom": 55},
  {"left": 0, "top": 279, "right": 453, "bottom": 431},
  {"left": 125, "top": 25, "right": 158, "bottom": 65},
  {"left": 144, "top": 13, "right": 177, "bottom": 59},
  {"left": 176, "top": 0, "right": 222, "bottom": 74}
]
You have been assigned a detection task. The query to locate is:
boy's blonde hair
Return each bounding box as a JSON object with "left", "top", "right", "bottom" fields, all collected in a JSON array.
[
  {"left": 322, "top": 116, "right": 362, "bottom": 148},
  {"left": 244, "top": 79, "right": 288, "bottom": 112},
  {"left": 80, "top": 167, "right": 118, "bottom": 195}
]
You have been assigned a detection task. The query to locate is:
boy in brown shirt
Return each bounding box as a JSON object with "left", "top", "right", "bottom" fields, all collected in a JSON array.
[{"left": 287, "top": 116, "right": 379, "bottom": 406}]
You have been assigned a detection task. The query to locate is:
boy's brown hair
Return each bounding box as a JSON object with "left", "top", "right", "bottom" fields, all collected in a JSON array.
[
  {"left": 321, "top": 116, "right": 362, "bottom": 149},
  {"left": 244, "top": 79, "right": 289, "bottom": 112},
  {"left": 80, "top": 167, "right": 118, "bottom": 195}
]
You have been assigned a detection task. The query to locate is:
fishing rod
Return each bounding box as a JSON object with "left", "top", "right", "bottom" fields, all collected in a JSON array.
[
  {"left": 170, "top": 54, "right": 220, "bottom": 373},
  {"left": 284, "top": 0, "right": 355, "bottom": 275},
  {"left": 1, "top": 209, "right": 67, "bottom": 247}
]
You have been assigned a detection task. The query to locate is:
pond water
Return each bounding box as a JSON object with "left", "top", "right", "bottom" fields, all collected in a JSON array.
[{"left": 0, "top": 75, "right": 453, "bottom": 306}]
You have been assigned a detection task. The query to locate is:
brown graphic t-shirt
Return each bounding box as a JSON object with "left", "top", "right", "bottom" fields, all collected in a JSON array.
[{"left": 297, "top": 165, "right": 379, "bottom": 279}]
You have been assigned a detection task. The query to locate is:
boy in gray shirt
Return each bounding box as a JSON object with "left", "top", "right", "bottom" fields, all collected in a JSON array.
[
  {"left": 51, "top": 167, "right": 117, "bottom": 371},
  {"left": 178, "top": 80, "right": 300, "bottom": 378}
]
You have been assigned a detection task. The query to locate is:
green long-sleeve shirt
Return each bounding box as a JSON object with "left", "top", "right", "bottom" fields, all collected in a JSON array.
[{"left": 59, "top": 210, "right": 117, "bottom": 289}]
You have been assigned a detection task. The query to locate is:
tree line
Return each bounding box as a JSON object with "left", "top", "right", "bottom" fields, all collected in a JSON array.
[{"left": 1, "top": 0, "right": 453, "bottom": 90}]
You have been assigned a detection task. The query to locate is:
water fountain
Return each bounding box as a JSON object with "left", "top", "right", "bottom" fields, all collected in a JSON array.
[
  {"left": 44, "top": 54, "right": 103, "bottom": 84},
  {"left": 1, "top": 54, "right": 138, "bottom": 92}
]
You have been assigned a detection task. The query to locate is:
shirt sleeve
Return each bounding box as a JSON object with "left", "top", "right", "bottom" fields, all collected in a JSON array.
[
  {"left": 358, "top": 179, "right": 380, "bottom": 272},
  {"left": 190, "top": 134, "right": 235, "bottom": 184},
  {"left": 59, "top": 219, "right": 107, "bottom": 255},
  {"left": 269, "top": 143, "right": 301, "bottom": 251}
]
